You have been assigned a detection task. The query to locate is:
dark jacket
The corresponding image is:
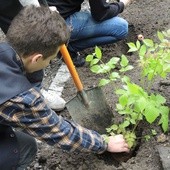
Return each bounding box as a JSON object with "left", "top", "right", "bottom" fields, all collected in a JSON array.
[
  {"left": 0, "top": 42, "right": 42, "bottom": 169},
  {"left": 47, "top": 0, "right": 124, "bottom": 21},
  {"left": 0, "top": 43, "right": 32, "bottom": 104},
  {"left": 0, "top": 0, "right": 124, "bottom": 33},
  {"left": 0, "top": 0, "right": 22, "bottom": 33},
  {"left": 0, "top": 44, "right": 24, "bottom": 169}
]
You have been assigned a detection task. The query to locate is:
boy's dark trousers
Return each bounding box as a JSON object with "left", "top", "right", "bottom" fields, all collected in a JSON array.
[{"left": 0, "top": 125, "right": 37, "bottom": 170}]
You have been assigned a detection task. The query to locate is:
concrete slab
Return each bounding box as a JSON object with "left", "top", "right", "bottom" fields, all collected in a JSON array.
[{"left": 157, "top": 145, "right": 170, "bottom": 170}]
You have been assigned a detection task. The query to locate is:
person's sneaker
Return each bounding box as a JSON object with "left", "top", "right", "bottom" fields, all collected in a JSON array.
[
  {"left": 58, "top": 51, "right": 85, "bottom": 67},
  {"left": 41, "top": 89, "right": 66, "bottom": 111}
]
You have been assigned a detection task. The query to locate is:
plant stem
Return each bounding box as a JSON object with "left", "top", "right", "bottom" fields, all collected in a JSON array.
[{"left": 132, "top": 112, "right": 142, "bottom": 133}]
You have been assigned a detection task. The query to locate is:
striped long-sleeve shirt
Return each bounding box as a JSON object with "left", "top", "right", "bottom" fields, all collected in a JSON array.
[{"left": 0, "top": 87, "right": 107, "bottom": 154}]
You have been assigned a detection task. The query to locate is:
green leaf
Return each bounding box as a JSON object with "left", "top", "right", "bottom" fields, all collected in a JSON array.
[
  {"left": 121, "top": 65, "right": 134, "bottom": 72},
  {"left": 109, "top": 72, "right": 120, "bottom": 80},
  {"left": 90, "top": 65, "right": 101, "bottom": 73},
  {"left": 130, "top": 119, "right": 136, "bottom": 124},
  {"left": 139, "top": 44, "right": 147, "bottom": 57},
  {"left": 127, "top": 82, "right": 141, "bottom": 95},
  {"left": 129, "top": 132, "right": 136, "bottom": 139},
  {"left": 102, "top": 65, "right": 111, "bottom": 73},
  {"left": 98, "top": 78, "right": 110, "bottom": 86},
  {"left": 108, "top": 57, "right": 120, "bottom": 65},
  {"left": 127, "top": 42, "right": 138, "bottom": 52},
  {"left": 116, "top": 103, "right": 124, "bottom": 110},
  {"left": 102, "top": 135, "right": 109, "bottom": 143},
  {"left": 159, "top": 106, "right": 169, "bottom": 132},
  {"left": 163, "top": 64, "right": 170, "bottom": 72},
  {"left": 115, "top": 89, "right": 127, "bottom": 95},
  {"left": 90, "top": 58, "right": 100, "bottom": 66},
  {"left": 135, "top": 97, "right": 147, "bottom": 112},
  {"left": 144, "top": 135, "right": 151, "bottom": 141},
  {"left": 157, "top": 31, "right": 164, "bottom": 42},
  {"left": 110, "top": 124, "right": 118, "bottom": 131},
  {"left": 127, "top": 141, "right": 135, "bottom": 148},
  {"left": 143, "top": 39, "right": 154, "bottom": 47},
  {"left": 136, "top": 40, "right": 141, "bottom": 49},
  {"left": 120, "top": 55, "right": 129, "bottom": 67},
  {"left": 86, "top": 54, "right": 94, "bottom": 62},
  {"left": 155, "top": 94, "right": 166, "bottom": 105},
  {"left": 119, "top": 94, "right": 128, "bottom": 107},
  {"left": 151, "top": 129, "right": 157, "bottom": 136},
  {"left": 95, "top": 46, "right": 102, "bottom": 59},
  {"left": 144, "top": 105, "right": 160, "bottom": 123},
  {"left": 106, "top": 128, "right": 112, "bottom": 133},
  {"left": 122, "top": 121, "right": 130, "bottom": 128},
  {"left": 131, "top": 112, "right": 138, "bottom": 120},
  {"left": 163, "top": 29, "right": 170, "bottom": 37},
  {"left": 121, "top": 76, "right": 130, "bottom": 83}
]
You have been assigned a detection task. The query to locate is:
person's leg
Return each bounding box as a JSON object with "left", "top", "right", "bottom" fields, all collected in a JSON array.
[
  {"left": 15, "top": 131, "right": 37, "bottom": 170},
  {"left": 66, "top": 11, "right": 128, "bottom": 52}
]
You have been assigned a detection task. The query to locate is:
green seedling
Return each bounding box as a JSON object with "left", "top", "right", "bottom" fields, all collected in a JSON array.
[{"left": 86, "top": 29, "right": 170, "bottom": 149}]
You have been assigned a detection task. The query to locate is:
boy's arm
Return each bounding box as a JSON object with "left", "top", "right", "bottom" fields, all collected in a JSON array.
[
  {"left": 89, "top": 0, "right": 132, "bottom": 22},
  {"left": 1, "top": 88, "right": 107, "bottom": 154}
]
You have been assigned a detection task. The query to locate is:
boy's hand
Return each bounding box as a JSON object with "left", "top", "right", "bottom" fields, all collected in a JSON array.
[
  {"left": 49, "top": 6, "right": 59, "bottom": 13},
  {"left": 106, "top": 134, "right": 130, "bottom": 153},
  {"left": 119, "top": 0, "right": 132, "bottom": 6}
]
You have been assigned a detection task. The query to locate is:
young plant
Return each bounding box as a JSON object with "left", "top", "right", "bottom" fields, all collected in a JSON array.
[
  {"left": 128, "top": 30, "right": 170, "bottom": 92},
  {"left": 86, "top": 29, "right": 170, "bottom": 149},
  {"left": 86, "top": 46, "right": 133, "bottom": 87}
]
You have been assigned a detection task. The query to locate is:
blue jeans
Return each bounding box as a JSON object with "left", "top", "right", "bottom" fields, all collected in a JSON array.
[{"left": 65, "top": 11, "right": 128, "bottom": 52}]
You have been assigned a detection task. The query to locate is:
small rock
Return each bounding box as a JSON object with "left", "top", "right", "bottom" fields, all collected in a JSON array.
[
  {"left": 157, "top": 145, "right": 170, "bottom": 170},
  {"left": 157, "top": 134, "right": 168, "bottom": 143}
]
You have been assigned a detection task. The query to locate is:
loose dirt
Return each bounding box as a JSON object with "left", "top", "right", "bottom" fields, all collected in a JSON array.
[
  {"left": 30, "top": 0, "right": 170, "bottom": 170},
  {"left": 1, "top": 0, "right": 170, "bottom": 169},
  {"left": 29, "top": 0, "right": 170, "bottom": 169}
]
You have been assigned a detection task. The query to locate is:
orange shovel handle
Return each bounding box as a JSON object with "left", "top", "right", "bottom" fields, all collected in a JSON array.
[{"left": 60, "top": 44, "right": 83, "bottom": 91}]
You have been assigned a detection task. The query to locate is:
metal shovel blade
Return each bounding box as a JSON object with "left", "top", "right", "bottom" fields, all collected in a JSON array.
[{"left": 66, "top": 87, "right": 113, "bottom": 134}]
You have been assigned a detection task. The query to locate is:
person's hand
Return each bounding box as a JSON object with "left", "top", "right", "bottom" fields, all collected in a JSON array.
[
  {"left": 106, "top": 134, "right": 130, "bottom": 153},
  {"left": 119, "top": 0, "right": 132, "bottom": 6},
  {"left": 49, "top": 6, "right": 59, "bottom": 13}
]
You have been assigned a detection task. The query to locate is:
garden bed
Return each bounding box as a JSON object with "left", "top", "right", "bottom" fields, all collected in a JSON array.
[
  {"left": 33, "top": 0, "right": 170, "bottom": 169},
  {"left": 1, "top": 0, "right": 169, "bottom": 169},
  {"left": 29, "top": 0, "right": 170, "bottom": 169}
]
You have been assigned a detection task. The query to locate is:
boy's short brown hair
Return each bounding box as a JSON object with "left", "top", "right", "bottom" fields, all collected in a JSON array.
[{"left": 6, "top": 5, "right": 70, "bottom": 58}]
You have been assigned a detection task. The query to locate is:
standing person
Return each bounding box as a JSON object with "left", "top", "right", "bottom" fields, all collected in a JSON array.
[{"left": 0, "top": 5, "right": 129, "bottom": 170}]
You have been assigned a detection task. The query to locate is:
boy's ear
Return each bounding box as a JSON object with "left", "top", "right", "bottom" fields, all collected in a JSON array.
[{"left": 31, "top": 54, "right": 43, "bottom": 63}]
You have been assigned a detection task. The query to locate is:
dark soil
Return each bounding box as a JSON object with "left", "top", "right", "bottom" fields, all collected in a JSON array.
[
  {"left": 1, "top": 0, "right": 170, "bottom": 169},
  {"left": 28, "top": 0, "right": 170, "bottom": 169},
  {"left": 30, "top": 0, "right": 170, "bottom": 170}
]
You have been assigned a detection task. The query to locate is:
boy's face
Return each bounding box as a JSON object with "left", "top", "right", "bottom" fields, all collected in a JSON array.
[{"left": 22, "top": 47, "right": 60, "bottom": 73}]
